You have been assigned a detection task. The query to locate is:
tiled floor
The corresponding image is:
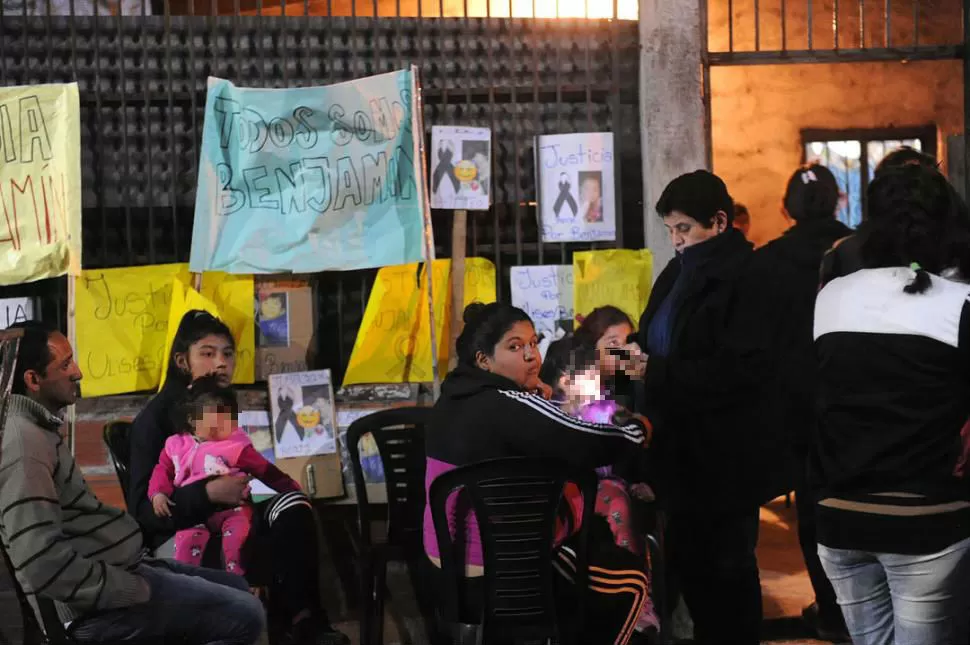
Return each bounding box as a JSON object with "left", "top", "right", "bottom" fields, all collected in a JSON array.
[{"left": 0, "top": 495, "right": 836, "bottom": 645}]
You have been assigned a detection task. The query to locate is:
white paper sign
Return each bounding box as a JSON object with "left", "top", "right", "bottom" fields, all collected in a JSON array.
[
  {"left": 430, "top": 126, "right": 491, "bottom": 211},
  {"left": 535, "top": 132, "right": 616, "bottom": 242},
  {"left": 268, "top": 370, "right": 338, "bottom": 459},
  {"left": 510, "top": 265, "right": 574, "bottom": 357},
  {"left": 238, "top": 410, "right": 276, "bottom": 496},
  {"left": 0, "top": 297, "right": 34, "bottom": 330}
]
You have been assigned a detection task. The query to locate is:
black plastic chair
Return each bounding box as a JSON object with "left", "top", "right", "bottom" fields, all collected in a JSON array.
[
  {"left": 1, "top": 539, "right": 78, "bottom": 645},
  {"left": 102, "top": 421, "right": 133, "bottom": 503},
  {"left": 346, "top": 407, "right": 436, "bottom": 645},
  {"left": 429, "top": 457, "right": 597, "bottom": 645}
]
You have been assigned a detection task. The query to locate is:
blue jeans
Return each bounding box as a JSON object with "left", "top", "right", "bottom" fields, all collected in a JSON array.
[
  {"left": 818, "top": 536, "right": 970, "bottom": 645},
  {"left": 69, "top": 559, "right": 265, "bottom": 645}
]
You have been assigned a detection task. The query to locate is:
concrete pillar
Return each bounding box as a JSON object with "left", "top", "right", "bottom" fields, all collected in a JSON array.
[{"left": 639, "top": 0, "right": 711, "bottom": 276}]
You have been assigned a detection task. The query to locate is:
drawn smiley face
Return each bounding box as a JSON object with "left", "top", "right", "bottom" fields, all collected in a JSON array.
[
  {"left": 454, "top": 160, "right": 478, "bottom": 182},
  {"left": 296, "top": 405, "right": 321, "bottom": 430}
]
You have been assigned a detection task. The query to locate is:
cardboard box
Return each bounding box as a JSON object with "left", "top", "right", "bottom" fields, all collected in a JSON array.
[{"left": 254, "top": 278, "right": 316, "bottom": 381}]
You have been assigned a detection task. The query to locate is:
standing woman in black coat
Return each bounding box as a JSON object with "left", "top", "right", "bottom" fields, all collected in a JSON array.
[
  {"left": 615, "top": 171, "right": 789, "bottom": 645},
  {"left": 757, "top": 164, "right": 851, "bottom": 641},
  {"left": 127, "top": 310, "right": 350, "bottom": 645}
]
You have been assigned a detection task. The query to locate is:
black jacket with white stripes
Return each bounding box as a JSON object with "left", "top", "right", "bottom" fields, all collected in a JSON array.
[
  {"left": 812, "top": 267, "right": 970, "bottom": 554},
  {"left": 425, "top": 364, "right": 645, "bottom": 476}
]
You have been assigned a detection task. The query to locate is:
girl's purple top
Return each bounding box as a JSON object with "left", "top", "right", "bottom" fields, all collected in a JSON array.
[{"left": 578, "top": 400, "right": 620, "bottom": 478}]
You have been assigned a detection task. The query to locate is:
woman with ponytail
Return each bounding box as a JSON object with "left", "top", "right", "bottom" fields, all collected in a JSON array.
[{"left": 811, "top": 164, "right": 970, "bottom": 645}]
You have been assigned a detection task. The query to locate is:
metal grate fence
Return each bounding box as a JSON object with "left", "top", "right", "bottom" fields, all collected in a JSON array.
[{"left": 0, "top": 5, "right": 642, "bottom": 384}]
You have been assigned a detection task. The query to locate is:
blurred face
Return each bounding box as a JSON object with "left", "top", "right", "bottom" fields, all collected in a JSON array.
[
  {"left": 560, "top": 365, "right": 602, "bottom": 408},
  {"left": 582, "top": 179, "right": 601, "bottom": 202},
  {"left": 663, "top": 210, "right": 727, "bottom": 253},
  {"left": 476, "top": 321, "right": 541, "bottom": 389},
  {"left": 194, "top": 406, "right": 236, "bottom": 442},
  {"left": 24, "top": 332, "right": 82, "bottom": 411},
  {"left": 176, "top": 334, "right": 236, "bottom": 387},
  {"left": 596, "top": 322, "right": 634, "bottom": 376}
]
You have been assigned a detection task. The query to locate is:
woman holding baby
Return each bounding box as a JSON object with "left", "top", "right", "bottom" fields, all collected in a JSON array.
[
  {"left": 422, "top": 301, "right": 656, "bottom": 645},
  {"left": 128, "top": 310, "right": 350, "bottom": 645}
]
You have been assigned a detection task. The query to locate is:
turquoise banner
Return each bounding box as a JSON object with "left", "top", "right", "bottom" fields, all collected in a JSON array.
[{"left": 189, "top": 69, "right": 426, "bottom": 274}]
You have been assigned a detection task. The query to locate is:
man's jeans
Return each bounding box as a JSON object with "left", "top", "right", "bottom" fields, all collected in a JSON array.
[
  {"left": 818, "top": 536, "right": 970, "bottom": 645},
  {"left": 69, "top": 559, "right": 265, "bottom": 645}
]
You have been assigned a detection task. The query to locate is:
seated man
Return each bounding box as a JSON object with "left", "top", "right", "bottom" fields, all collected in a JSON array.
[{"left": 0, "top": 322, "right": 264, "bottom": 645}]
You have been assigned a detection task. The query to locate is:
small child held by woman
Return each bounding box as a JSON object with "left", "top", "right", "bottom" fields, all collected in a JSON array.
[
  {"left": 540, "top": 336, "right": 659, "bottom": 636},
  {"left": 148, "top": 374, "right": 302, "bottom": 576}
]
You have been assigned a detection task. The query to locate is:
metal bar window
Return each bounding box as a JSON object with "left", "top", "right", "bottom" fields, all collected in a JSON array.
[{"left": 0, "top": 3, "right": 642, "bottom": 386}]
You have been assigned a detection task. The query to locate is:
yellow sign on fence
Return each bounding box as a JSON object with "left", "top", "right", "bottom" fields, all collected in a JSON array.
[
  {"left": 343, "top": 258, "right": 496, "bottom": 386},
  {"left": 0, "top": 83, "right": 82, "bottom": 286},
  {"left": 75, "top": 264, "right": 255, "bottom": 397},
  {"left": 573, "top": 249, "right": 653, "bottom": 327}
]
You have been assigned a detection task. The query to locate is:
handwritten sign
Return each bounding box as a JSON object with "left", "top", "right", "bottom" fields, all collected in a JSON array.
[
  {"left": 75, "top": 264, "right": 255, "bottom": 397},
  {"left": 190, "top": 69, "right": 427, "bottom": 274},
  {"left": 573, "top": 249, "right": 653, "bottom": 327},
  {"left": 430, "top": 126, "right": 491, "bottom": 211},
  {"left": 510, "top": 265, "right": 573, "bottom": 340},
  {"left": 535, "top": 132, "right": 615, "bottom": 243},
  {"left": 0, "top": 297, "right": 34, "bottom": 329},
  {"left": 0, "top": 83, "right": 81, "bottom": 286},
  {"left": 342, "top": 258, "right": 496, "bottom": 386}
]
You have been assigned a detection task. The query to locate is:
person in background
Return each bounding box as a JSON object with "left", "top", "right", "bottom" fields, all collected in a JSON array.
[
  {"left": 812, "top": 163, "right": 970, "bottom": 645},
  {"left": 539, "top": 336, "right": 660, "bottom": 638},
  {"left": 617, "top": 170, "right": 789, "bottom": 645},
  {"left": 573, "top": 305, "right": 637, "bottom": 409},
  {"left": 423, "top": 302, "right": 651, "bottom": 645},
  {"left": 0, "top": 321, "right": 264, "bottom": 645},
  {"left": 820, "top": 146, "right": 938, "bottom": 288},
  {"left": 128, "top": 310, "right": 350, "bottom": 645},
  {"left": 733, "top": 202, "right": 752, "bottom": 238},
  {"left": 757, "top": 164, "right": 851, "bottom": 642}
]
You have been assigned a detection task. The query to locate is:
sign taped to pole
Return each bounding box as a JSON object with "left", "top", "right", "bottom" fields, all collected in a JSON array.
[
  {"left": 0, "top": 83, "right": 81, "bottom": 286},
  {"left": 190, "top": 69, "right": 426, "bottom": 274}
]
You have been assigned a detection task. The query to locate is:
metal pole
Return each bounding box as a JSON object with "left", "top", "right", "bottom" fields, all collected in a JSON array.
[
  {"left": 964, "top": 0, "right": 970, "bottom": 203},
  {"left": 413, "top": 65, "right": 441, "bottom": 401}
]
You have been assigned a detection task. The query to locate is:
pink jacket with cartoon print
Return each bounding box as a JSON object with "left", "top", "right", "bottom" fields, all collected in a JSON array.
[{"left": 147, "top": 428, "right": 300, "bottom": 499}]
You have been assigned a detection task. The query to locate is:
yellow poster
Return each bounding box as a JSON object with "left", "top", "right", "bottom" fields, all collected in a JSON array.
[
  {"left": 75, "top": 264, "right": 255, "bottom": 397},
  {"left": 573, "top": 249, "right": 653, "bottom": 327},
  {"left": 0, "top": 83, "right": 81, "bottom": 286},
  {"left": 342, "top": 258, "right": 496, "bottom": 386}
]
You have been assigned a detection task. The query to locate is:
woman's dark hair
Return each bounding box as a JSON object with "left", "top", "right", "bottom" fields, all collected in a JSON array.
[
  {"left": 455, "top": 302, "right": 532, "bottom": 367},
  {"left": 574, "top": 306, "right": 634, "bottom": 347},
  {"left": 539, "top": 335, "right": 600, "bottom": 398},
  {"left": 164, "top": 310, "right": 235, "bottom": 390},
  {"left": 656, "top": 170, "right": 734, "bottom": 227},
  {"left": 176, "top": 373, "right": 238, "bottom": 433},
  {"left": 860, "top": 163, "right": 970, "bottom": 294},
  {"left": 873, "top": 146, "right": 937, "bottom": 178},
  {"left": 783, "top": 164, "right": 840, "bottom": 222},
  {"left": 8, "top": 321, "right": 54, "bottom": 396}
]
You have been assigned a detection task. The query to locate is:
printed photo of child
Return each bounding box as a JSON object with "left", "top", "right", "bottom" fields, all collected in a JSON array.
[{"left": 579, "top": 171, "right": 604, "bottom": 223}]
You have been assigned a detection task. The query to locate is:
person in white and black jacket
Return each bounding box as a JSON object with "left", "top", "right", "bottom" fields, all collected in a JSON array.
[{"left": 812, "top": 163, "right": 970, "bottom": 645}]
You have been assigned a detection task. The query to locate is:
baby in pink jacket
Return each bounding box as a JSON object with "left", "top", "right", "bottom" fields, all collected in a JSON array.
[{"left": 148, "top": 375, "right": 300, "bottom": 577}]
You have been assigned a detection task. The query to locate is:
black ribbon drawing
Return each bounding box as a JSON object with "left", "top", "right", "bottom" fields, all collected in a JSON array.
[
  {"left": 275, "top": 393, "right": 304, "bottom": 443},
  {"left": 432, "top": 144, "right": 460, "bottom": 195},
  {"left": 552, "top": 173, "right": 579, "bottom": 218}
]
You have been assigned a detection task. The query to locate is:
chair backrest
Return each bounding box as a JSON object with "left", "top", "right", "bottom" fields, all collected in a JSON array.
[
  {"left": 346, "top": 407, "right": 429, "bottom": 549},
  {"left": 429, "top": 457, "right": 597, "bottom": 645},
  {"left": 102, "top": 421, "right": 133, "bottom": 503}
]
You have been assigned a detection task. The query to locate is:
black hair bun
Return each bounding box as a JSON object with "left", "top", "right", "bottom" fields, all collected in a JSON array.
[{"left": 462, "top": 302, "right": 488, "bottom": 325}]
